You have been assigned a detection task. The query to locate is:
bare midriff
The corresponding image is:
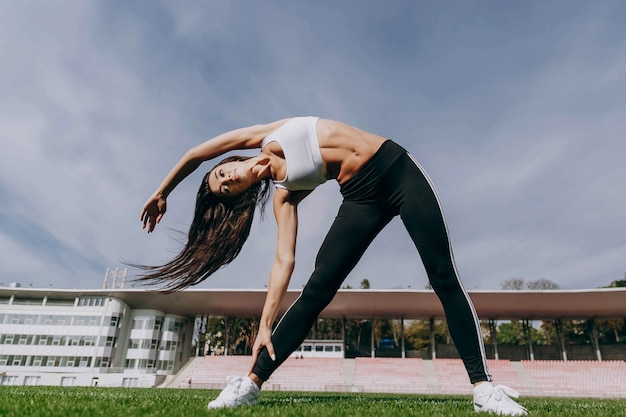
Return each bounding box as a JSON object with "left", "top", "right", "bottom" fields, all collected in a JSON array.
[{"left": 316, "top": 119, "right": 387, "bottom": 185}]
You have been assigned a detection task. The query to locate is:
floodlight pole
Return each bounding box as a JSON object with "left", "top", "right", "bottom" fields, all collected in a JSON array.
[
  {"left": 488, "top": 319, "right": 499, "bottom": 360},
  {"left": 371, "top": 319, "right": 375, "bottom": 358},
  {"left": 429, "top": 318, "right": 436, "bottom": 359},
  {"left": 590, "top": 320, "right": 602, "bottom": 361},
  {"left": 400, "top": 317, "right": 405, "bottom": 359},
  {"left": 555, "top": 319, "right": 567, "bottom": 361}
]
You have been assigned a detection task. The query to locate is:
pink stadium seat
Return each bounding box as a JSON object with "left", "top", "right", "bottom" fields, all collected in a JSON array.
[
  {"left": 353, "top": 358, "right": 429, "bottom": 394},
  {"left": 266, "top": 358, "right": 344, "bottom": 391},
  {"left": 431, "top": 359, "right": 472, "bottom": 394},
  {"left": 520, "top": 360, "right": 626, "bottom": 398},
  {"left": 174, "top": 356, "right": 626, "bottom": 399}
]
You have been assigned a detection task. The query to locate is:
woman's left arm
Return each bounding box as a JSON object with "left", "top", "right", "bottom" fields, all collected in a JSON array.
[{"left": 250, "top": 188, "right": 311, "bottom": 368}]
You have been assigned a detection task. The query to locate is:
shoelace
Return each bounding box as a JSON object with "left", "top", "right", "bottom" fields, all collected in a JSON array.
[
  {"left": 219, "top": 376, "right": 244, "bottom": 397},
  {"left": 492, "top": 384, "right": 521, "bottom": 400}
]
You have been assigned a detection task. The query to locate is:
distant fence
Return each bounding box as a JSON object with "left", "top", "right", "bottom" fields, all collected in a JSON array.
[{"left": 350, "top": 344, "right": 626, "bottom": 361}]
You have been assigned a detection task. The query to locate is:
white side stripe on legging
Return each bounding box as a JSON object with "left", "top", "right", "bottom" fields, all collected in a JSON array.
[{"left": 406, "top": 152, "right": 491, "bottom": 381}]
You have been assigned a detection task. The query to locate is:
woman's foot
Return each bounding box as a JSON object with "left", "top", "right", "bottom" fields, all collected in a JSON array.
[
  {"left": 473, "top": 382, "right": 528, "bottom": 415},
  {"left": 207, "top": 376, "right": 260, "bottom": 409}
]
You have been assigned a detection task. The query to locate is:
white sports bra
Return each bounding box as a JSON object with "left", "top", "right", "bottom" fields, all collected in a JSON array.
[{"left": 261, "top": 117, "right": 327, "bottom": 191}]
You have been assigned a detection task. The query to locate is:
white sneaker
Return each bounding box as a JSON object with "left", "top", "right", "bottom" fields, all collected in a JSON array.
[
  {"left": 473, "top": 382, "right": 528, "bottom": 416},
  {"left": 207, "top": 376, "right": 260, "bottom": 409}
]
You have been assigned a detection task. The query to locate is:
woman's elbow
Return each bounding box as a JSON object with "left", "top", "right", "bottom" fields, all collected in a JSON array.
[
  {"left": 275, "top": 255, "right": 295, "bottom": 272},
  {"left": 186, "top": 146, "right": 206, "bottom": 162}
]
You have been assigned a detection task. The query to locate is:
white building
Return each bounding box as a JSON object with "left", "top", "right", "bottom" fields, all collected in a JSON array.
[
  {"left": 0, "top": 291, "right": 192, "bottom": 387},
  {"left": 292, "top": 340, "right": 344, "bottom": 358}
]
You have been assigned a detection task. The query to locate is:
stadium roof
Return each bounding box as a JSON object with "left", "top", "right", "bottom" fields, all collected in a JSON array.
[{"left": 2, "top": 287, "right": 625, "bottom": 320}]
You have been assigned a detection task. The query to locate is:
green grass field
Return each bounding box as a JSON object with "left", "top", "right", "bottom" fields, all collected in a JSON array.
[{"left": 1, "top": 387, "right": 624, "bottom": 417}]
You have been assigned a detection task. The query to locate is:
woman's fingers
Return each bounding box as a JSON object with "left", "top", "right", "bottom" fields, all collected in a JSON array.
[{"left": 266, "top": 341, "right": 276, "bottom": 361}]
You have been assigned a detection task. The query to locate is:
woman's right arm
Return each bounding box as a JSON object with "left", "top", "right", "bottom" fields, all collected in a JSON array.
[
  {"left": 141, "top": 119, "right": 290, "bottom": 232},
  {"left": 249, "top": 188, "right": 311, "bottom": 369}
]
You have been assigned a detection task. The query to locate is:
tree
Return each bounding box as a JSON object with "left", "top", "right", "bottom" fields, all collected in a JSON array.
[
  {"left": 595, "top": 319, "right": 625, "bottom": 343},
  {"left": 501, "top": 277, "right": 560, "bottom": 290},
  {"left": 501, "top": 278, "right": 525, "bottom": 290},
  {"left": 605, "top": 275, "right": 626, "bottom": 288},
  {"left": 496, "top": 321, "right": 543, "bottom": 345},
  {"left": 405, "top": 320, "right": 449, "bottom": 350},
  {"left": 230, "top": 317, "right": 257, "bottom": 355},
  {"left": 342, "top": 278, "right": 373, "bottom": 353},
  {"left": 309, "top": 318, "right": 343, "bottom": 340},
  {"left": 540, "top": 320, "right": 556, "bottom": 345},
  {"left": 526, "top": 279, "right": 560, "bottom": 290}
]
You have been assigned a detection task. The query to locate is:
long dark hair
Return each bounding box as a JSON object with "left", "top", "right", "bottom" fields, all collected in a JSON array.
[{"left": 132, "top": 156, "right": 272, "bottom": 292}]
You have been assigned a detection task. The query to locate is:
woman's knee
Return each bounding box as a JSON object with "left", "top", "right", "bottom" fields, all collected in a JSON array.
[
  {"left": 426, "top": 259, "right": 460, "bottom": 294},
  {"left": 301, "top": 276, "right": 339, "bottom": 310}
]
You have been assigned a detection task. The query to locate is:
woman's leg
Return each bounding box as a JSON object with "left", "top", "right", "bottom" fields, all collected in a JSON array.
[
  {"left": 251, "top": 199, "right": 393, "bottom": 381},
  {"left": 386, "top": 154, "right": 491, "bottom": 384}
]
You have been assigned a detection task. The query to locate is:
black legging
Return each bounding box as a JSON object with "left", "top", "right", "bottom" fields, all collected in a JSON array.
[{"left": 252, "top": 140, "right": 492, "bottom": 384}]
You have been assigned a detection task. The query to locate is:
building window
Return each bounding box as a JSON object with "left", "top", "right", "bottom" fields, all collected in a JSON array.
[
  {"left": 100, "top": 336, "right": 116, "bottom": 347},
  {"left": 1, "top": 375, "right": 19, "bottom": 386},
  {"left": 132, "top": 318, "right": 146, "bottom": 329},
  {"left": 24, "top": 376, "right": 40, "bottom": 386},
  {"left": 122, "top": 378, "right": 138, "bottom": 388},
  {"left": 78, "top": 297, "right": 105, "bottom": 307},
  {"left": 105, "top": 316, "right": 120, "bottom": 327},
  {"left": 95, "top": 357, "right": 110, "bottom": 368},
  {"left": 60, "top": 377, "right": 76, "bottom": 387}
]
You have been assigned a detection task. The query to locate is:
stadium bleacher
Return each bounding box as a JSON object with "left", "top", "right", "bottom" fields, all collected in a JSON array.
[
  {"left": 521, "top": 360, "right": 626, "bottom": 398},
  {"left": 266, "top": 358, "right": 344, "bottom": 391},
  {"left": 353, "top": 358, "right": 429, "bottom": 393},
  {"left": 170, "top": 356, "right": 626, "bottom": 399}
]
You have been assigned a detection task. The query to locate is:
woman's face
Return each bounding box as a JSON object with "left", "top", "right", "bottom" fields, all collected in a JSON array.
[{"left": 207, "top": 159, "right": 257, "bottom": 198}]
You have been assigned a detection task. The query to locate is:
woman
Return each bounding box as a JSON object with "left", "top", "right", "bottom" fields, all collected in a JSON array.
[{"left": 139, "top": 117, "right": 527, "bottom": 415}]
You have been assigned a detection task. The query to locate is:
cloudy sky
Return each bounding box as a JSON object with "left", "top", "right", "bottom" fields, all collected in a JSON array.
[{"left": 1, "top": 1, "right": 624, "bottom": 292}]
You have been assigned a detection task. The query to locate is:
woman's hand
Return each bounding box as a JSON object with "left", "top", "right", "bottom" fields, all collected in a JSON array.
[
  {"left": 249, "top": 326, "right": 276, "bottom": 374},
  {"left": 141, "top": 194, "right": 167, "bottom": 233}
]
